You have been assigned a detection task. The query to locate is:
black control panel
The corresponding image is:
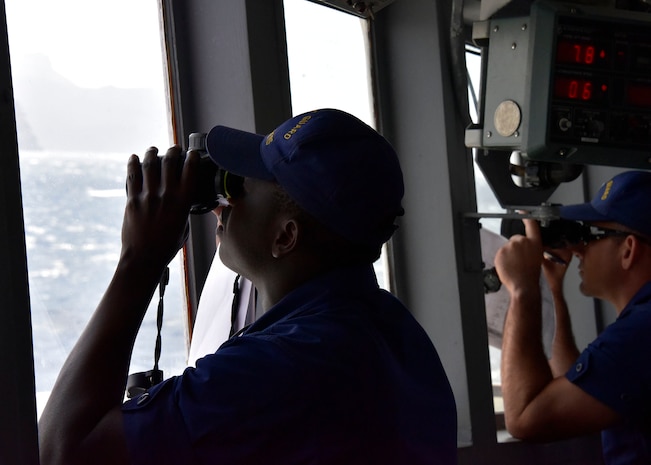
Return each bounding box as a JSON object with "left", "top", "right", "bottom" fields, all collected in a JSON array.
[
  {"left": 549, "top": 14, "right": 651, "bottom": 151},
  {"left": 469, "top": 1, "right": 651, "bottom": 168}
]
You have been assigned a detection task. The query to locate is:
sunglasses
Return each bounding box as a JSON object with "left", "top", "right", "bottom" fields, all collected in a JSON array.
[
  {"left": 573, "top": 225, "right": 651, "bottom": 246},
  {"left": 540, "top": 220, "right": 650, "bottom": 248}
]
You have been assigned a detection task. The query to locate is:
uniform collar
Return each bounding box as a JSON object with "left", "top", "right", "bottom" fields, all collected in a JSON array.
[
  {"left": 619, "top": 281, "right": 651, "bottom": 319},
  {"left": 242, "top": 264, "right": 379, "bottom": 335}
]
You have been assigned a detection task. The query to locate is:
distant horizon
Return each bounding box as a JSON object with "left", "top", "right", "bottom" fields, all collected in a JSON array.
[
  {"left": 18, "top": 146, "right": 138, "bottom": 158},
  {"left": 11, "top": 52, "right": 170, "bottom": 154}
]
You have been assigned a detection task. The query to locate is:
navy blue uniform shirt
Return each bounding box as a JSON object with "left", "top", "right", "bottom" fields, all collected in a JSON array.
[
  {"left": 123, "top": 265, "right": 457, "bottom": 464},
  {"left": 567, "top": 281, "right": 651, "bottom": 464}
]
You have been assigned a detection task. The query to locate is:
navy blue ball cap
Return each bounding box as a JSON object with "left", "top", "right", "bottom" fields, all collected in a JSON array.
[
  {"left": 206, "top": 109, "right": 405, "bottom": 248},
  {"left": 205, "top": 124, "right": 272, "bottom": 181},
  {"left": 560, "top": 170, "right": 651, "bottom": 237}
]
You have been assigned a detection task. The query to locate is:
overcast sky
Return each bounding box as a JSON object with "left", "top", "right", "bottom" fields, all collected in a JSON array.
[
  {"left": 5, "top": 0, "right": 165, "bottom": 89},
  {"left": 5, "top": 0, "right": 373, "bottom": 125}
]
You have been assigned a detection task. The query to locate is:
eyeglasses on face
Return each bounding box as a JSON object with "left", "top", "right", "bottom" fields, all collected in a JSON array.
[{"left": 575, "top": 225, "right": 651, "bottom": 246}]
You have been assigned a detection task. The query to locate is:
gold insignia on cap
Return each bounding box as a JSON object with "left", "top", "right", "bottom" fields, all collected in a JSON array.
[
  {"left": 601, "top": 180, "right": 613, "bottom": 200},
  {"left": 283, "top": 115, "right": 312, "bottom": 140},
  {"left": 265, "top": 131, "right": 275, "bottom": 146}
]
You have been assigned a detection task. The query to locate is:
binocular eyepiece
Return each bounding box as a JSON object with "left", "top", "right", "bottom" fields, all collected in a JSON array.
[
  {"left": 187, "top": 133, "right": 244, "bottom": 215},
  {"left": 483, "top": 218, "right": 589, "bottom": 294},
  {"left": 501, "top": 217, "right": 587, "bottom": 249}
]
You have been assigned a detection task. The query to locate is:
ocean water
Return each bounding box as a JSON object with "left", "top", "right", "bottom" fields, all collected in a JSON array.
[{"left": 20, "top": 150, "right": 189, "bottom": 405}]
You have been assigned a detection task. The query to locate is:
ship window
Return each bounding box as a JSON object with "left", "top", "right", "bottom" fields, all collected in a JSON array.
[
  {"left": 284, "top": 0, "right": 390, "bottom": 289},
  {"left": 5, "top": 0, "right": 188, "bottom": 416}
]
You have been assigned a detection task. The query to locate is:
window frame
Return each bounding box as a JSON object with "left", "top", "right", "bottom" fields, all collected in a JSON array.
[
  {"left": 161, "top": 0, "right": 292, "bottom": 333},
  {"left": 0, "top": 2, "right": 39, "bottom": 463}
]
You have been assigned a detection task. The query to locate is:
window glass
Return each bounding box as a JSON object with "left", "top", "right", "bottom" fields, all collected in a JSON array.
[
  {"left": 284, "top": 0, "right": 373, "bottom": 123},
  {"left": 284, "top": 0, "right": 391, "bottom": 288},
  {"left": 6, "top": 0, "right": 188, "bottom": 416}
]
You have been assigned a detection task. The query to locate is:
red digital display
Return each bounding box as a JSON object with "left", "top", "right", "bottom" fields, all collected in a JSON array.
[
  {"left": 556, "top": 40, "right": 608, "bottom": 66},
  {"left": 549, "top": 17, "right": 651, "bottom": 152},
  {"left": 554, "top": 76, "right": 607, "bottom": 102}
]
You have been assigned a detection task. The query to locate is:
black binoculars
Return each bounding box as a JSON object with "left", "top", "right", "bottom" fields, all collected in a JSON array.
[
  {"left": 188, "top": 132, "right": 244, "bottom": 215},
  {"left": 501, "top": 217, "right": 587, "bottom": 249}
]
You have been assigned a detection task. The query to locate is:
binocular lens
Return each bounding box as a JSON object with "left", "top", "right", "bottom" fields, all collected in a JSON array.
[
  {"left": 221, "top": 171, "right": 244, "bottom": 202},
  {"left": 190, "top": 153, "right": 244, "bottom": 214},
  {"left": 188, "top": 133, "right": 245, "bottom": 215}
]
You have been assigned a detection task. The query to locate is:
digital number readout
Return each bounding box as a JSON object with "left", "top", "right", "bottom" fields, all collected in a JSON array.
[
  {"left": 553, "top": 76, "right": 607, "bottom": 102},
  {"left": 546, "top": 15, "right": 651, "bottom": 156},
  {"left": 556, "top": 40, "right": 608, "bottom": 66}
]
